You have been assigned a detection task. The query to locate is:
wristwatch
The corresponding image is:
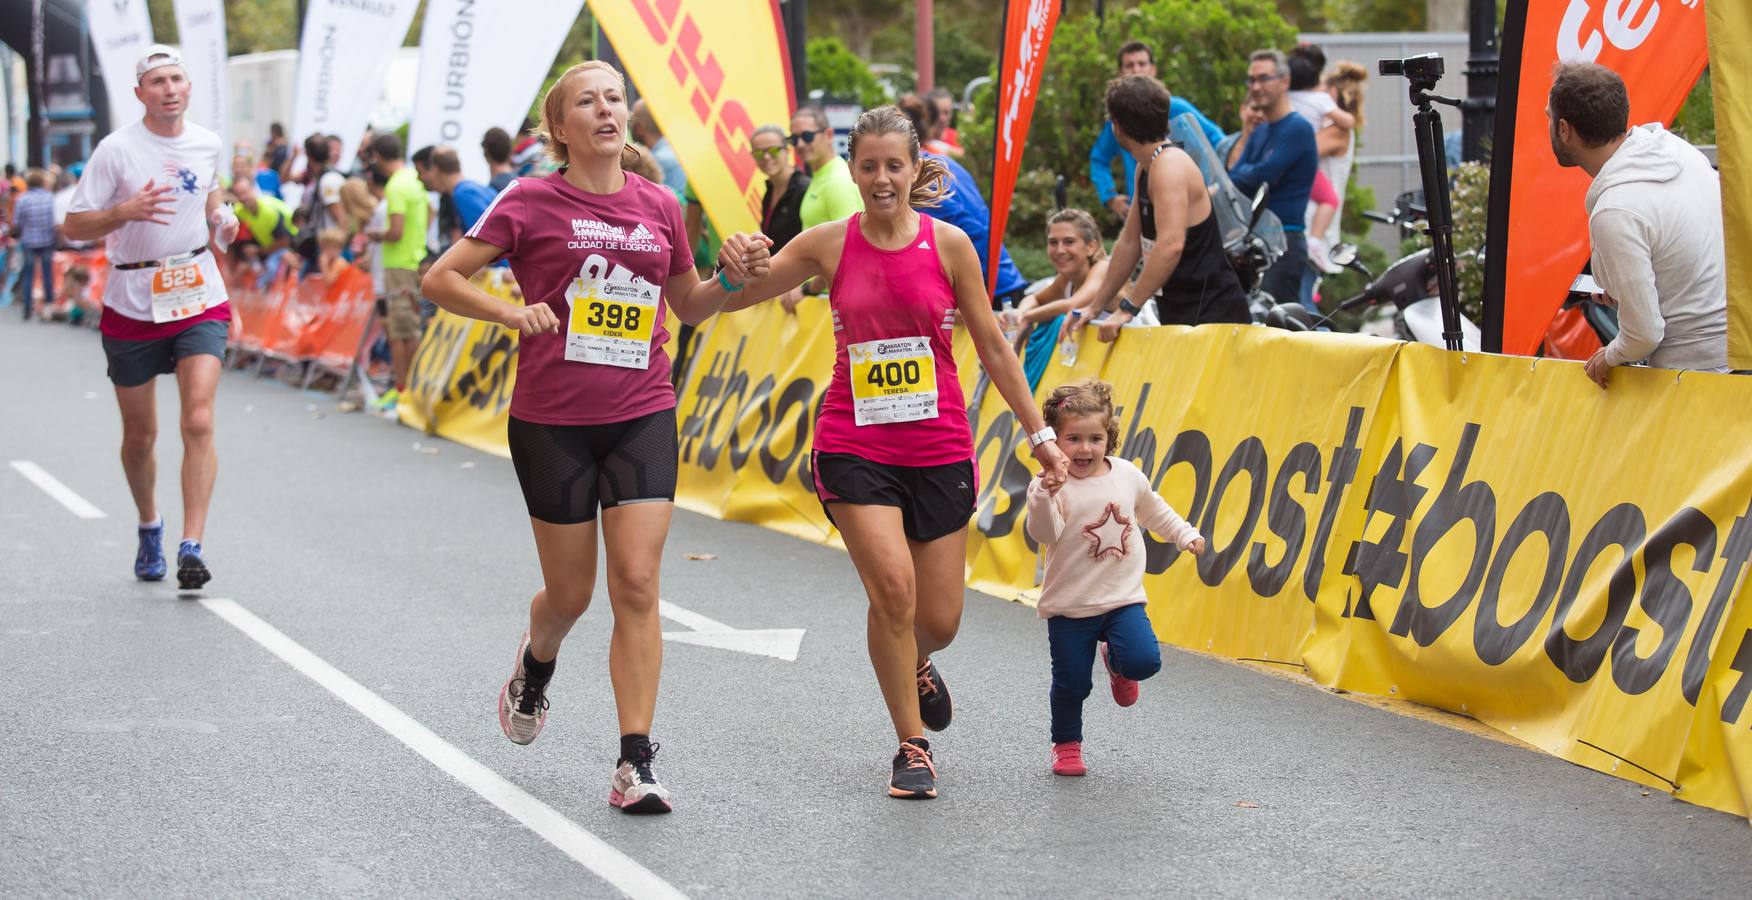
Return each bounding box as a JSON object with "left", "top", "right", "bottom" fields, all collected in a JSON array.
[
  {"left": 1117, "top": 296, "right": 1142, "bottom": 317},
  {"left": 1027, "top": 426, "right": 1057, "bottom": 448}
]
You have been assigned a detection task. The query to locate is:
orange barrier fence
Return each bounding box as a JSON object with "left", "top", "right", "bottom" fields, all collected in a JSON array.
[{"left": 220, "top": 258, "right": 382, "bottom": 388}]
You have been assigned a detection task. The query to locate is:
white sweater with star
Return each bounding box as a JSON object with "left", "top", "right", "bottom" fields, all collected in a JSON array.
[{"left": 1025, "top": 457, "right": 1201, "bottom": 619}]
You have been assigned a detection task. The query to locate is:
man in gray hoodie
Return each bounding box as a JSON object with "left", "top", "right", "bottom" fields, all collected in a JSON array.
[{"left": 1548, "top": 62, "right": 1727, "bottom": 387}]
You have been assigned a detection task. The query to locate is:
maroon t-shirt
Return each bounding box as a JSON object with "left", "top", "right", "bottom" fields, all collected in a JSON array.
[{"left": 467, "top": 171, "right": 692, "bottom": 426}]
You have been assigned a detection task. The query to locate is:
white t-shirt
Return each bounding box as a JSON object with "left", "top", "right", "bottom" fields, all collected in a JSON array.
[
  {"left": 68, "top": 120, "right": 228, "bottom": 320},
  {"left": 1289, "top": 90, "right": 1336, "bottom": 131}
]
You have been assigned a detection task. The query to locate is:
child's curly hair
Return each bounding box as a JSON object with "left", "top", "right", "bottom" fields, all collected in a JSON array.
[{"left": 1041, "top": 378, "right": 1121, "bottom": 452}]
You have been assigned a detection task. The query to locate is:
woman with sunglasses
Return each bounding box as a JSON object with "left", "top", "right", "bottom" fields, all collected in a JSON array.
[{"left": 751, "top": 125, "right": 812, "bottom": 312}]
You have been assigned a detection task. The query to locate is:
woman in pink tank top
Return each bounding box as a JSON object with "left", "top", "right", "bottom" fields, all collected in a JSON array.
[{"left": 715, "top": 107, "right": 1069, "bottom": 800}]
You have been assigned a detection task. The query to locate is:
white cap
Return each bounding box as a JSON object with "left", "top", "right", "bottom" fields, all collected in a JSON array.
[{"left": 136, "top": 44, "right": 184, "bottom": 81}]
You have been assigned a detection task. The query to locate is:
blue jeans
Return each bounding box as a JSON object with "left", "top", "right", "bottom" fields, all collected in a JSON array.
[
  {"left": 1046, "top": 602, "right": 1162, "bottom": 744},
  {"left": 1260, "top": 230, "right": 1311, "bottom": 313},
  {"left": 20, "top": 246, "right": 53, "bottom": 318}
]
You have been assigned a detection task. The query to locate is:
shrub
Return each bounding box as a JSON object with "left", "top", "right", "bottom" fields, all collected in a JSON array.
[{"left": 806, "top": 36, "right": 890, "bottom": 108}]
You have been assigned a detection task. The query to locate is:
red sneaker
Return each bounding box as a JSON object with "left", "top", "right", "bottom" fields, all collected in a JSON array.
[
  {"left": 1051, "top": 741, "right": 1087, "bottom": 776},
  {"left": 1102, "top": 642, "right": 1140, "bottom": 707}
]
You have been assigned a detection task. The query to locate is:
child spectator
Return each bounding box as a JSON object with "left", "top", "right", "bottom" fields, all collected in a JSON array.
[
  {"left": 317, "top": 228, "right": 350, "bottom": 285},
  {"left": 1025, "top": 379, "right": 1205, "bottom": 777}
]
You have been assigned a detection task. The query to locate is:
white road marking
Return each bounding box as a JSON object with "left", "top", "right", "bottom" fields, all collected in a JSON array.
[
  {"left": 657, "top": 599, "right": 806, "bottom": 662},
  {"left": 8, "top": 460, "right": 106, "bottom": 519},
  {"left": 199, "top": 598, "right": 687, "bottom": 900}
]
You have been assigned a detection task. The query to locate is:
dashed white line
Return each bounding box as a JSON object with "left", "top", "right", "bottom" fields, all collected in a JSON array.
[
  {"left": 8, "top": 460, "right": 106, "bottom": 519},
  {"left": 199, "top": 597, "right": 687, "bottom": 900}
]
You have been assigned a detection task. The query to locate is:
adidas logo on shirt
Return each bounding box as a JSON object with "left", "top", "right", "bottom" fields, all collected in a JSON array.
[
  {"left": 567, "top": 218, "right": 662, "bottom": 253},
  {"left": 918, "top": 240, "right": 931, "bottom": 250}
]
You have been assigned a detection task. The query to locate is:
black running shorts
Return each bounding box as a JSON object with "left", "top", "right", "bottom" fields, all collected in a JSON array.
[
  {"left": 813, "top": 451, "right": 977, "bottom": 543},
  {"left": 507, "top": 408, "right": 678, "bottom": 525},
  {"left": 102, "top": 319, "right": 229, "bottom": 388}
]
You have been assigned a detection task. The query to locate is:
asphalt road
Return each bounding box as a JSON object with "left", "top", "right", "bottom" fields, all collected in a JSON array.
[{"left": 2, "top": 313, "right": 1748, "bottom": 898}]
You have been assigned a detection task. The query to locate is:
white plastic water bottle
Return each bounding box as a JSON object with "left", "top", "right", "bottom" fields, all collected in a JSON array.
[
  {"left": 1000, "top": 299, "right": 1021, "bottom": 344},
  {"left": 1058, "top": 311, "right": 1081, "bottom": 366}
]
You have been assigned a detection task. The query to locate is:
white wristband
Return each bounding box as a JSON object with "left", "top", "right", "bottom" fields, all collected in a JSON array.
[{"left": 1028, "top": 427, "right": 1056, "bottom": 448}]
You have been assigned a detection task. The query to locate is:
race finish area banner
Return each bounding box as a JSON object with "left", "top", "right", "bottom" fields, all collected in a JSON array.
[
  {"left": 1485, "top": 0, "right": 1710, "bottom": 355},
  {"left": 590, "top": 0, "right": 796, "bottom": 237},
  {"left": 671, "top": 301, "right": 1752, "bottom": 820},
  {"left": 291, "top": 0, "right": 421, "bottom": 167}
]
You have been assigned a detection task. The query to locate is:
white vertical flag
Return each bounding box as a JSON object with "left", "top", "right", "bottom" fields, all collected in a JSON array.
[
  {"left": 408, "top": 0, "right": 584, "bottom": 184},
  {"left": 86, "top": 0, "right": 155, "bottom": 128},
  {"left": 291, "top": 0, "right": 421, "bottom": 167},
  {"left": 172, "top": 0, "right": 228, "bottom": 152}
]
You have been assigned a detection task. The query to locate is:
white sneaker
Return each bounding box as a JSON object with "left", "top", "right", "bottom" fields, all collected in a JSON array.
[
  {"left": 497, "top": 633, "right": 550, "bottom": 745},
  {"left": 609, "top": 743, "right": 673, "bottom": 814}
]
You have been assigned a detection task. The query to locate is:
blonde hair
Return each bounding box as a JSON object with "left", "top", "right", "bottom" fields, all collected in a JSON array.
[
  {"left": 317, "top": 227, "right": 348, "bottom": 249},
  {"left": 1042, "top": 379, "right": 1121, "bottom": 451},
  {"left": 537, "top": 60, "right": 628, "bottom": 167},
  {"left": 847, "top": 105, "right": 953, "bottom": 209},
  {"left": 622, "top": 141, "right": 665, "bottom": 184},
  {"left": 338, "top": 177, "right": 375, "bottom": 231},
  {"left": 1326, "top": 61, "right": 1369, "bottom": 131},
  {"left": 1047, "top": 208, "right": 1107, "bottom": 264}
]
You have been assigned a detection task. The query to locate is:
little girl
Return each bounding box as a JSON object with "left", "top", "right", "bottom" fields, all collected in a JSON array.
[
  {"left": 1025, "top": 379, "right": 1205, "bottom": 776},
  {"left": 316, "top": 228, "right": 349, "bottom": 285}
]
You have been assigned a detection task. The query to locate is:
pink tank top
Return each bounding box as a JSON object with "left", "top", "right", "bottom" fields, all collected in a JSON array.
[{"left": 815, "top": 213, "right": 973, "bottom": 467}]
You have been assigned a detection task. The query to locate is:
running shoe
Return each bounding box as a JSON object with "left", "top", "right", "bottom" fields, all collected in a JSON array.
[
  {"left": 888, "top": 736, "right": 938, "bottom": 799},
  {"left": 176, "top": 540, "right": 211, "bottom": 590},
  {"left": 916, "top": 659, "right": 953, "bottom": 732},
  {"left": 609, "top": 742, "right": 674, "bottom": 814},
  {"left": 1051, "top": 741, "right": 1088, "bottom": 776},
  {"left": 1101, "top": 643, "right": 1139, "bottom": 707},
  {"left": 497, "top": 633, "right": 550, "bottom": 745},
  {"left": 135, "top": 521, "right": 166, "bottom": 582},
  {"left": 373, "top": 387, "right": 401, "bottom": 413}
]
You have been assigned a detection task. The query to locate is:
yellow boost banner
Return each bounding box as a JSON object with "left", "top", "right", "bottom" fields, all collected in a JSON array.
[{"left": 674, "top": 300, "right": 1752, "bottom": 820}]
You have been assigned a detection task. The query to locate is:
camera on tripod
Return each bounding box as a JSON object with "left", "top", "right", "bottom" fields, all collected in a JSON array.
[{"left": 1378, "top": 52, "right": 1444, "bottom": 89}]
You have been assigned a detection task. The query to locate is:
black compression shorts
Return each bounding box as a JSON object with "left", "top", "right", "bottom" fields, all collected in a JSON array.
[
  {"left": 812, "top": 450, "right": 977, "bottom": 543},
  {"left": 506, "top": 408, "right": 677, "bottom": 525}
]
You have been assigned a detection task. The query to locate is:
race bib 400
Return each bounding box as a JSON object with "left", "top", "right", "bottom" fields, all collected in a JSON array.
[{"left": 849, "top": 336, "right": 938, "bottom": 425}]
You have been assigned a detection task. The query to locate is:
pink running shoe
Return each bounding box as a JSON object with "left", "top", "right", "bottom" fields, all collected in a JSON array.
[
  {"left": 1051, "top": 741, "right": 1087, "bottom": 776},
  {"left": 1101, "top": 642, "right": 1140, "bottom": 707},
  {"left": 497, "top": 633, "right": 550, "bottom": 745}
]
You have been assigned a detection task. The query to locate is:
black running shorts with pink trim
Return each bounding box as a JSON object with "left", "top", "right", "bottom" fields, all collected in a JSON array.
[
  {"left": 813, "top": 450, "right": 978, "bottom": 543},
  {"left": 507, "top": 408, "right": 677, "bottom": 525}
]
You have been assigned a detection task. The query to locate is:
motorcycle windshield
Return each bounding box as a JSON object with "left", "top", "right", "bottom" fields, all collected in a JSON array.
[{"left": 1171, "top": 113, "right": 1286, "bottom": 258}]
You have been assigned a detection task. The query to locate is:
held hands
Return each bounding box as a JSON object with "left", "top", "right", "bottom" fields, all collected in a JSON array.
[
  {"left": 501, "top": 302, "right": 562, "bottom": 337},
  {"left": 123, "top": 179, "right": 177, "bottom": 226},
  {"left": 1033, "top": 440, "right": 1070, "bottom": 493},
  {"left": 717, "top": 232, "right": 773, "bottom": 286},
  {"left": 1184, "top": 536, "right": 1207, "bottom": 556}
]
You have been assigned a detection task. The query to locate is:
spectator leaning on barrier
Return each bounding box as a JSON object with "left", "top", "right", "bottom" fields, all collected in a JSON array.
[
  {"left": 1226, "top": 49, "right": 1318, "bottom": 311},
  {"left": 1545, "top": 62, "right": 1729, "bottom": 384},
  {"left": 1089, "top": 40, "right": 1227, "bottom": 223},
  {"left": 368, "top": 131, "right": 430, "bottom": 412},
  {"left": 792, "top": 105, "right": 862, "bottom": 232},
  {"left": 11, "top": 168, "right": 59, "bottom": 320},
  {"left": 295, "top": 133, "right": 346, "bottom": 266},
  {"left": 482, "top": 126, "right": 517, "bottom": 193},
  {"left": 230, "top": 175, "right": 296, "bottom": 285}
]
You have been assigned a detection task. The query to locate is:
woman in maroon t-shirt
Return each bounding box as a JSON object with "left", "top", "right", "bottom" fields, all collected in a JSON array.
[
  {"left": 716, "top": 108, "right": 1069, "bottom": 800},
  {"left": 423, "top": 61, "right": 745, "bottom": 814}
]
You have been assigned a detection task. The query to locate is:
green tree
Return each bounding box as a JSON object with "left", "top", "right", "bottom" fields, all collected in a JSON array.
[
  {"left": 146, "top": 0, "right": 305, "bottom": 55},
  {"left": 959, "top": 0, "right": 1295, "bottom": 259},
  {"left": 1320, "top": 0, "right": 1426, "bottom": 32},
  {"left": 806, "top": 36, "right": 889, "bottom": 108}
]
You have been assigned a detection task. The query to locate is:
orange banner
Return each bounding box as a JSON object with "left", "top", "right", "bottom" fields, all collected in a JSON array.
[
  {"left": 988, "top": 0, "right": 1060, "bottom": 297},
  {"left": 1486, "top": 0, "right": 1710, "bottom": 355},
  {"left": 591, "top": 0, "right": 795, "bottom": 237}
]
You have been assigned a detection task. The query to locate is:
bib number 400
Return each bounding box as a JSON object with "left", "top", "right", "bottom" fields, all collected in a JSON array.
[{"left": 865, "top": 359, "right": 923, "bottom": 389}]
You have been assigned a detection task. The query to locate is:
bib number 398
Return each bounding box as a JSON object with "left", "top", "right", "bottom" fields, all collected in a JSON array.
[
  {"left": 849, "top": 336, "right": 938, "bottom": 425},
  {"left": 564, "top": 277, "right": 659, "bottom": 369},
  {"left": 149, "top": 261, "right": 209, "bottom": 323}
]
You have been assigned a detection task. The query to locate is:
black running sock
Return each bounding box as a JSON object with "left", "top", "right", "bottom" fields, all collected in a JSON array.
[
  {"left": 522, "top": 647, "right": 556, "bottom": 683},
  {"left": 620, "top": 733, "right": 650, "bottom": 765}
]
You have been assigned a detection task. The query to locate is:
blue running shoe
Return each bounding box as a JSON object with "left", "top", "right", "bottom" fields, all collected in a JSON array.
[
  {"left": 135, "top": 522, "right": 167, "bottom": 582},
  {"left": 177, "top": 540, "right": 212, "bottom": 590}
]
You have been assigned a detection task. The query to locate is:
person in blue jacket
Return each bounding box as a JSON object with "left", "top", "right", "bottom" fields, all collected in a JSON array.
[
  {"left": 1089, "top": 40, "right": 1226, "bottom": 223},
  {"left": 899, "top": 94, "right": 1029, "bottom": 309}
]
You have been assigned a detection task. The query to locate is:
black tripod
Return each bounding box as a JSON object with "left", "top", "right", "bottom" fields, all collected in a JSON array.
[{"left": 1382, "top": 53, "right": 1466, "bottom": 352}]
